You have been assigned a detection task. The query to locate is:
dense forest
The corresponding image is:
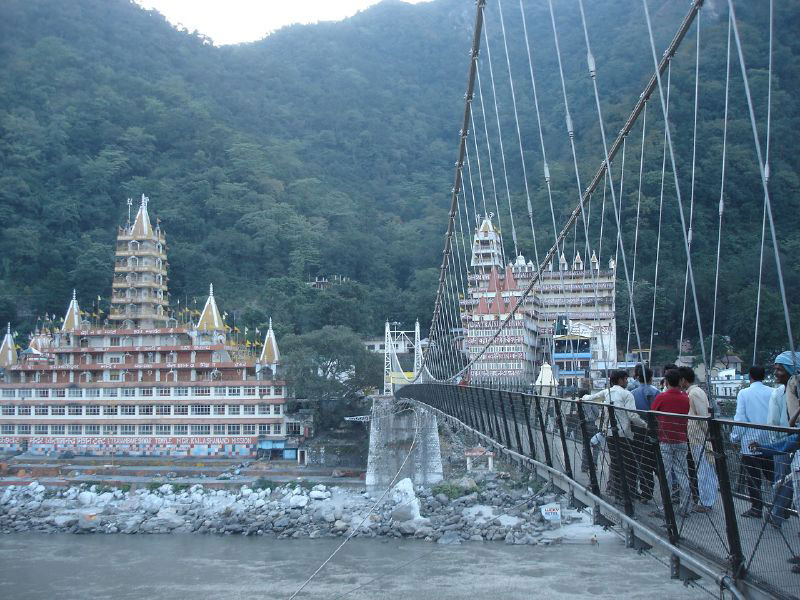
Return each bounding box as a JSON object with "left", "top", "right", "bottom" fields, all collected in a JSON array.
[{"left": 0, "top": 0, "right": 797, "bottom": 366}]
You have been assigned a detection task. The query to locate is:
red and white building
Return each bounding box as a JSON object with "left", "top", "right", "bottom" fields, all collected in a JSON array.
[{"left": 461, "top": 215, "right": 617, "bottom": 387}]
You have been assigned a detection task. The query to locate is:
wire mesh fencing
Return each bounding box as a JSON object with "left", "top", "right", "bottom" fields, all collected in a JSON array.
[{"left": 398, "top": 383, "right": 800, "bottom": 600}]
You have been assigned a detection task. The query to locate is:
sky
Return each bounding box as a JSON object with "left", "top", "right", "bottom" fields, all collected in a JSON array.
[{"left": 135, "top": 0, "right": 431, "bottom": 45}]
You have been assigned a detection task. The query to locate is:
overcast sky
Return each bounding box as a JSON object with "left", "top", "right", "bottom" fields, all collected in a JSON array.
[{"left": 135, "top": 0, "right": 430, "bottom": 45}]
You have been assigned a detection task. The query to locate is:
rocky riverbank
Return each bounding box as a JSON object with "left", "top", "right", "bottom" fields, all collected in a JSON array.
[{"left": 0, "top": 475, "right": 592, "bottom": 545}]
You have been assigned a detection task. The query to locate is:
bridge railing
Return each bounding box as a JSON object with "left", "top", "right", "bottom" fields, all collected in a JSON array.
[{"left": 398, "top": 383, "right": 800, "bottom": 600}]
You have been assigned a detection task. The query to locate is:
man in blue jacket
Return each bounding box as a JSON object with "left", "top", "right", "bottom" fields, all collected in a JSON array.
[{"left": 631, "top": 365, "right": 658, "bottom": 501}]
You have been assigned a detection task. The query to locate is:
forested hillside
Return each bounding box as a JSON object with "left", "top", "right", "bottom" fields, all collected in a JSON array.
[{"left": 0, "top": 0, "right": 797, "bottom": 364}]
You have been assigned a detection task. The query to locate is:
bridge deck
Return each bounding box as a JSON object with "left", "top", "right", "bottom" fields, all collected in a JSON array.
[{"left": 400, "top": 385, "right": 800, "bottom": 600}]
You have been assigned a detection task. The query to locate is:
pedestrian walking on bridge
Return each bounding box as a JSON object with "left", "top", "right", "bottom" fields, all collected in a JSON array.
[{"left": 731, "top": 366, "right": 773, "bottom": 519}]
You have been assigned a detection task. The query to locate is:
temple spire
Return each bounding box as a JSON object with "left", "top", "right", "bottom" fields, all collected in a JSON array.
[
  {"left": 259, "top": 318, "right": 280, "bottom": 365},
  {"left": 62, "top": 290, "right": 82, "bottom": 332},
  {"left": 131, "top": 194, "right": 153, "bottom": 237},
  {"left": 196, "top": 283, "right": 224, "bottom": 331},
  {"left": 0, "top": 323, "right": 16, "bottom": 368}
]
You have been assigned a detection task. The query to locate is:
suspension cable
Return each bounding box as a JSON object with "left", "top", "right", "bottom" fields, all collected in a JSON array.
[
  {"left": 727, "top": 0, "right": 796, "bottom": 370},
  {"left": 679, "top": 13, "right": 702, "bottom": 354},
  {"left": 495, "top": 0, "right": 540, "bottom": 269},
  {"left": 641, "top": 0, "right": 711, "bottom": 377},
  {"left": 709, "top": 13, "right": 732, "bottom": 377},
  {"left": 474, "top": 66, "right": 507, "bottom": 264},
  {"left": 430, "top": 0, "right": 702, "bottom": 382},
  {"left": 463, "top": 143, "right": 482, "bottom": 226},
  {"left": 481, "top": 13, "right": 519, "bottom": 258},
  {"left": 753, "top": 0, "right": 774, "bottom": 364},
  {"left": 649, "top": 63, "right": 672, "bottom": 358},
  {"left": 626, "top": 103, "right": 647, "bottom": 357}
]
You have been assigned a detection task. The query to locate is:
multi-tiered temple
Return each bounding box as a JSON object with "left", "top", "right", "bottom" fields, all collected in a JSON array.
[
  {"left": 0, "top": 196, "right": 311, "bottom": 460},
  {"left": 461, "top": 215, "right": 617, "bottom": 389}
]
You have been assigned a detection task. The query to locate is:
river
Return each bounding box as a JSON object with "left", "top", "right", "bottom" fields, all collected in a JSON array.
[{"left": 0, "top": 533, "right": 705, "bottom": 599}]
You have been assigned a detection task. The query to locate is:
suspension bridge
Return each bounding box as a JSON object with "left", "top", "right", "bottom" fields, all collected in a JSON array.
[{"left": 295, "top": 0, "right": 800, "bottom": 598}]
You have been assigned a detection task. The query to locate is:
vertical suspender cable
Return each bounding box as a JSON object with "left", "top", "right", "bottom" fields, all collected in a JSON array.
[
  {"left": 481, "top": 12, "right": 519, "bottom": 258},
  {"left": 475, "top": 67, "right": 507, "bottom": 263},
  {"left": 547, "top": 0, "right": 641, "bottom": 371},
  {"left": 753, "top": 0, "right": 773, "bottom": 364},
  {"left": 494, "top": 1, "right": 540, "bottom": 269},
  {"left": 727, "top": 0, "right": 797, "bottom": 369},
  {"left": 613, "top": 136, "right": 627, "bottom": 272},
  {"left": 467, "top": 115, "right": 489, "bottom": 219},
  {"left": 464, "top": 144, "right": 482, "bottom": 226},
  {"left": 641, "top": 0, "right": 711, "bottom": 376},
  {"left": 649, "top": 64, "right": 671, "bottom": 359},
  {"left": 448, "top": 0, "right": 702, "bottom": 380},
  {"left": 678, "top": 15, "right": 702, "bottom": 354},
  {"left": 626, "top": 104, "right": 647, "bottom": 357},
  {"left": 577, "top": 0, "right": 654, "bottom": 368},
  {"left": 421, "top": 0, "right": 486, "bottom": 382},
  {"left": 517, "top": 0, "right": 580, "bottom": 378},
  {"left": 709, "top": 13, "right": 732, "bottom": 387}
]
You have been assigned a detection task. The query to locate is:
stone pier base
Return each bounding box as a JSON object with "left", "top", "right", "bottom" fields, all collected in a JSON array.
[{"left": 365, "top": 395, "right": 443, "bottom": 493}]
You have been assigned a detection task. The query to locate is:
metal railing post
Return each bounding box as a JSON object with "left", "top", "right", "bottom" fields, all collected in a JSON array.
[
  {"left": 554, "top": 398, "right": 574, "bottom": 480},
  {"left": 442, "top": 384, "right": 454, "bottom": 417},
  {"left": 454, "top": 385, "right": 472, "bottom": 428},
  {"left": 469, "top": 386, "right": 485, "bottom": 435},
  {"left": 606, "top": 406, "right": 634, "bottom": 516},
  {"left": 479, "top": 387, "right": 497, "bottom": 440},
  {"left": 508, "top": 392, "right": 525, "bottom": 454},
  {"left": 465, "top": 386, "right": 479, "bottom": 430},
  {"left": 489, "top": 388, "right": 504, "bottom": 444},
  {"left": 708, "top": 417, "right": 745, "bottom": 578},
  {"left": 521, "top": 395, "right": 537, "bottom": 460},
  {"left": 498, "top": 390, "right": 513, "bottom": 448},
  {"left": 534, "top": 396, "right": 553, "bottom": 467},
  {"left": 577, "top": 400, "right": 601, "bottom": 496},
  {"left": 452, "top": 385, "right": 467, "bottom": 425}
]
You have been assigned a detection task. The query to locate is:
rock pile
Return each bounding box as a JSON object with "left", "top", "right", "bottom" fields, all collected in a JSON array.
[{"left": 0, "top": 477, "right": 578, "bottom": 545}]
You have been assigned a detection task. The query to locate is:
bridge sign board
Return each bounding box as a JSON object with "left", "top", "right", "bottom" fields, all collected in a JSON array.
[{"left": 541, "top": 502, "right": 562, "bottom": 523}]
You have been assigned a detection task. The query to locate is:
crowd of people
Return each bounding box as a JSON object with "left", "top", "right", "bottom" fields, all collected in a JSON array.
[{"left": 576, "top": 351, "right": 800, "bottom": 571}]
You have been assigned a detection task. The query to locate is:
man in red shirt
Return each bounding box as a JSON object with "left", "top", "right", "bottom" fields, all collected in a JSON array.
[{"left": 651, "top": 369, "right": 692, "bottom": 516}]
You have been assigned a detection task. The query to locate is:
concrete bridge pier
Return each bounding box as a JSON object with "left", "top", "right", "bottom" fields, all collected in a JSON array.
[{"left": 365, "top": 395, "right": 443, "bottom": 493}]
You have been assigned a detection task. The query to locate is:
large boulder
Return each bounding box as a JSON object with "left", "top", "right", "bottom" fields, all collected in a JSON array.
[
  {"left": 495, "top": 515, "right": 523, "bottom": 529},
  {"left": 390, "top": 504, "right": 419, "bottom": 523},
  {"left": 437, "top": 531, "right": 462, "bottom": 545},
  {"left": 289, "top": 495, "right": 309, "bottom": 509},
  {"left": 53, "top": 514, "right": 78, "bottom": 528},
  {"left": 95, "top": 492, "right": 115, "bottom": 506},
  {"left": 456, "top": 477, "right": 478, "bottom": 492},
  {"left": 201, "top": 494, "right": 236, "bottom": 514},
  {"left": 461, "top": 505, "right": 496, "bottom": 525},
  {"left": 389, "top": 478, "right": 421, "bottom": 522},
  {"left": 77, "top": 491, "right": 96, "bottom": 506},
  {"left": 141, "top": 495, "right": 164, "bottom": 514},
  {"left": 121, "top": 514, "right": 145, "bottom": 534},
  {"left": 140, "top": 509, "right": 184, "bottom": 533}
]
